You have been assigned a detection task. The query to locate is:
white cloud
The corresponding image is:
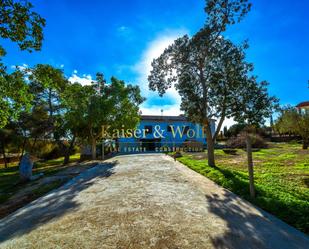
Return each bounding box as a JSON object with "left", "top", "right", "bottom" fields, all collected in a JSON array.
[
  {"left": 11, "top": 64, "right": 32, "bottom": 78},
  {"left": 60, "top": 64, "right": 64, "bottom": 68},
  {"left": 11, "top": 63, "right": 29, "bottom": 71},
  {"left": 133, "top": 29, "right": 188, "bottom": 116},
  {"left": 68, "top": 72, "right": 93, "bottom": 86}
]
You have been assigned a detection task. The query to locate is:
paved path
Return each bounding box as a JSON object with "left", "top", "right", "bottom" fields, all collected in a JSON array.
[{"left": 0, "top": 154, "right": 308, "bottom": 249}]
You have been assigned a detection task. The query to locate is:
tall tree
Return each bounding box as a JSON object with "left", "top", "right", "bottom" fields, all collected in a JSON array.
[
  {"left": 28, "top": 64, "right": 69, "bottom": 138},
  {"left": 232, "top": 79, "right": 278, "bottom": 198},
  {"left": 149, "top": 36, "right": 252, "bottom": 167},
  {"left": 71, "top": 74, "right": 145, "bottom": 160},
  {"left": 149, "top": 0, "right": 251, "bottom": 167},
  {"left": 61, "top": 83, "right": 95, "bottom": 164}
]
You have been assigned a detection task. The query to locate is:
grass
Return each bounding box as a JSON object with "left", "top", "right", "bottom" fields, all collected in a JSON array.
[
  {"left": 0, "top": 154, "right": 80, "bottom": 204},
  {"left": 173, "top": 142, "right": 309, "bottom": 234},
  {"left": 32, "top": 179, "right": 65, "bottom": 197}
]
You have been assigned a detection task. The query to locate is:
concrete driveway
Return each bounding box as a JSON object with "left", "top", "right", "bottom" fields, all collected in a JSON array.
[{"left": 0, "top": 154, "right": 308, "bottom": 249}]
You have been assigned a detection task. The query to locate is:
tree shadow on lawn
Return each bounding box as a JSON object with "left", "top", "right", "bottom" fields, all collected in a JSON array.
[
  {"left": 0, "top": 160, "right": 118, "bottom": 243},
  {"left": 206, "top": 191, "right": 309, "bottom": 249},
  {"left": 212, "top": 166, "right": 309, "bottom": 235}
]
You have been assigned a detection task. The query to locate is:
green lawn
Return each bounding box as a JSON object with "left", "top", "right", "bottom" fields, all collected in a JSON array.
[
  {"left": 0, "top": 154, "right": 80, "bottom": 204},
  {"left": 174, "top": 143, "right": 309, "bottom": 234}
]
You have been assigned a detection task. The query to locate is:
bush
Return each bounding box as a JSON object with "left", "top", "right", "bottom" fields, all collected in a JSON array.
[
  {"left": 224, "top": 123, "right": 271, "bottom": 139},
  {"left": 227, "top": 133, "right": 268, "bottom": 149},
  {"left": 25, "top": 139, "right": 78, "bottom": 160},
  {"left": 26, "top": 140, "right": 57, "bottom": 159},
  {"left": 223, "top": 149, "right": 237, "bottom": 155},
  {"left": 41, "top": 145, "right": 63, "bottom": 160}
]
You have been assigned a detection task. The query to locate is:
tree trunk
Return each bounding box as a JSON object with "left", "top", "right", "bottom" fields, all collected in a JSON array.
[
  {"left": 206, "top": 133, "right": 215, "bottom": 167},
  {"left": 30, "top": 137, "right": 37, "bottom": 154},
  {"left": 1, "top": 140, "right": 8, "bottom": 168},
  {"left": 204, "top": 121, "right": 216, "bottom": 167},
  {"left": 19, "top": 137, "right": 28, "bottom": 165},
  {"left": 91, "top": 137, "right": 97, "bottom": 160},
  {"left": 64, "top": 135, "right": 76, "bottom": 165},
  {"left": 303, "top": 139, "right": 308, "bottom": 150},
  {"left": 246, "top": 133, "right": 256, "bottom": 198}
]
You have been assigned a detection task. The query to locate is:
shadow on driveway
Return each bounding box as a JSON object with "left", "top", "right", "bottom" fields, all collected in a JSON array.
[
  {"left": 0, "top": 160, "right": 118, "bottom": 243},
  {"left": 207, "top": 191, "right": 309, "bottom": 249}
]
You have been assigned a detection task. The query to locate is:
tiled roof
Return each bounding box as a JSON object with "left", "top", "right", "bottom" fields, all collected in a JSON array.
[{"left": 296, "top": 101, "right": 309, "bottom": 108}]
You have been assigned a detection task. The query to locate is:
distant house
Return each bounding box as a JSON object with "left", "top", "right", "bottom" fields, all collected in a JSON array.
[
  {"left": 296, "top": 101, "right": 309, "bottom": 113},
  {"left": 118, "top": 115, "right": 216, "bottom": 152}
]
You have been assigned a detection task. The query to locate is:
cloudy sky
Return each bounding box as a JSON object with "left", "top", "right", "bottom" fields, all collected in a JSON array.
[{"left": 2, "top": 0, "right": 309, "bottom": 126}]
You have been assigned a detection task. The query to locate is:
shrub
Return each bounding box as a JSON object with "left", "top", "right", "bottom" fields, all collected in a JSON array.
[
  {"left": 40, "top": 144, "right": 63, "bottom": 160},
  {"left": 26, "top": 140, "right": 56, "bottom": 159},
  {"left": 227, "top": 133, "right": 267, "bottom": 149},
  {"left": 223, "top": 149, "right": 237, "bottom": 155}
]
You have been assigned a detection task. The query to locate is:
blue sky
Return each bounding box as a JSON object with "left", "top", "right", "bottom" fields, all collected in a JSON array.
[{"left": 2, "top": 0, "right": 309, "bottom": 122}]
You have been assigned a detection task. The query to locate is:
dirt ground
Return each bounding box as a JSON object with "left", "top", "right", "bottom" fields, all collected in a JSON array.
[{"left": 0, "top": 154, "right": 308, "bottom": 249}]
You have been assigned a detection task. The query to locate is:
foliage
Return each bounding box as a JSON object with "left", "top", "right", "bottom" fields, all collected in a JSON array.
[
  {"left": 0, "top": 0, "right": 45, "bottom": 54},
  {"left": 275, "top": 107, "right": 309, "bottom": 149},
  {"left": 232, "top": 79, "right": 278, "bottom": 126},
  {"left": 28, "top": 64, "right": 68, "bottom": 124},
  {"left": 64, "top": 74, "right": 145, "bottom": 160},
  {"left": 224, "top": 123, "right": 247, "bottom": 138},
  {"left": 61, "top": 83, "right": 95, "bottom": 163},
  {"left": 0, "top": 0, "right": 45, "bottom": 128},
  {"left": 18, "top": 105, "right": 50, "bottom": 143},
  {"left": 32, "top": 141, "right": 76, "bottom": 160},
  {"left": 62, "top": 83, "right": 94, "bottom": 133},
  {"left": 227, "top": 132, "right": 267, "bottom": 149},
  {"left": 175, "top": 142, "right": 309, "bottom": 234},
  {"left": 0, "top": 70, "right": 33, "bottom": 128},
  {"left": 148, "top": 0, "right": 253, "bottom": 167},
  {"left": 1, "top": 63, "right": 145, "bottom": 162}
]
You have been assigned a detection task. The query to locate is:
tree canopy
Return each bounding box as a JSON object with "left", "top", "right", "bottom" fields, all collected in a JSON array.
[
  {"left": 83, "top": 75, "right": 145, "bottom": 159},
  {"left": 275, "top": 107, "right": 309, "bottom": 149},
  {"left": 0, "top": 0, "right": 45, "bottom": 128},
  {"left": 148, "top": 0, "right": 253, "bottom": 167},
  {"left": 0, "top": 0, "right": 45, "bottom": 55},
  {"left": 0, "top": 70, "right": 32, "bottom": 128}
]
